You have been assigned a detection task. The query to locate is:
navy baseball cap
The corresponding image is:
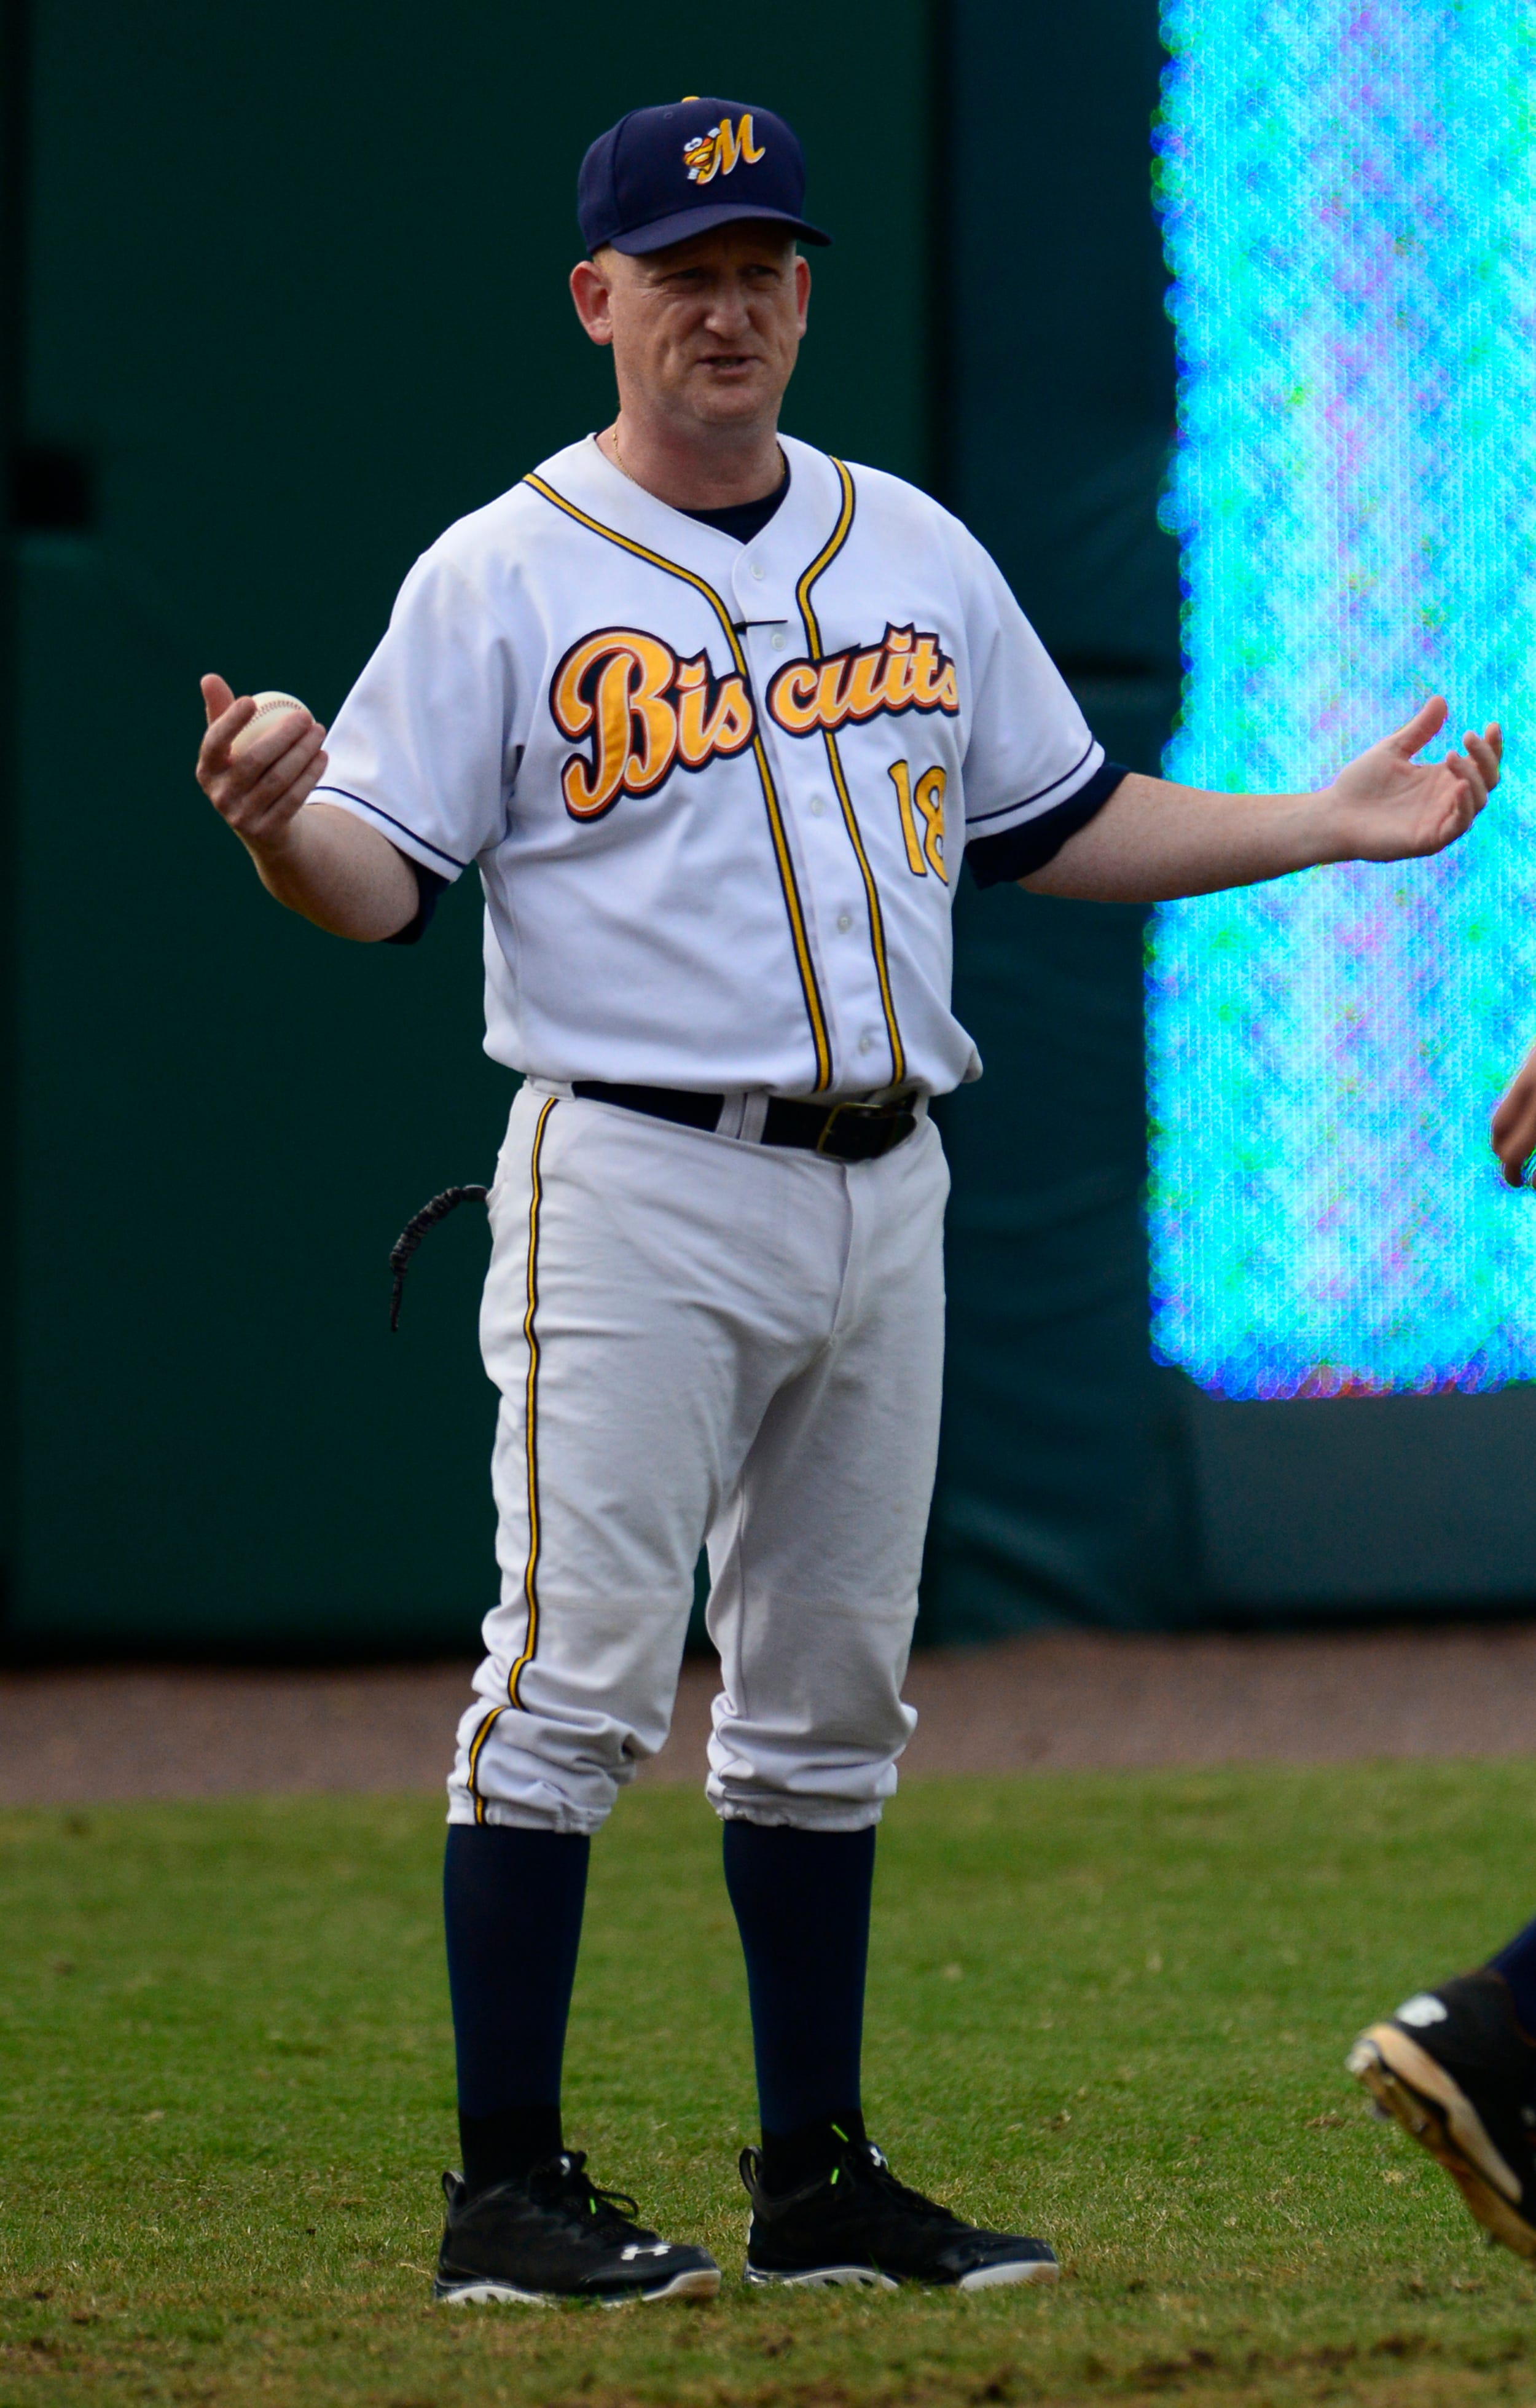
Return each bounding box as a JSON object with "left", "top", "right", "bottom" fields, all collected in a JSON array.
[{"left": 578, "top": 97, "right": 831, "bottom": 257}]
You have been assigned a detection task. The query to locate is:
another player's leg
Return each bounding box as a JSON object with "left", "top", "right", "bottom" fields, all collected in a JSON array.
[
  {"left": 1348, "top": 1913, "right": 1536, "bottom": 2256},
  {"left": 708, "top": 1118, "right": 1058, "bottom": 2291}
]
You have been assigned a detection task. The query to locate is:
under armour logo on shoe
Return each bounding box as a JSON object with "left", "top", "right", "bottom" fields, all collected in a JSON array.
[
  {"left": 1396, "top": 1994, "right": 1449, "bottom": 2027},
  {"left": 621, "top": 2243, "right": 672, "bottom": 2260}
]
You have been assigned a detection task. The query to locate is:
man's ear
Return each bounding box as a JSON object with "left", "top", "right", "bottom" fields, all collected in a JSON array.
[
  {"left": 570, "top": 257, "right": 616, "bottom": 348},
  {"left": 794, "top": 253, "right": 811, "bottom": 335}
]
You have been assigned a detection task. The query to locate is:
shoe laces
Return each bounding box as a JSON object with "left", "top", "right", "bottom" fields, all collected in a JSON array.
[
  {"left": 844, "top": 2143, "right": 968, "bottom": 2229},
  {"left": 530, "top": 2151, "right": 645, "bottom": 2235}
]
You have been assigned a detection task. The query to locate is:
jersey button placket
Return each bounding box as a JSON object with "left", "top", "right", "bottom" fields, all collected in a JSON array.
[{"left": 740, "top": 568, "right": 843, "bottom": 1091}]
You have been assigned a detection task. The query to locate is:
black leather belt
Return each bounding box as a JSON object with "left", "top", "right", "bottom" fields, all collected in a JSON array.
[{"left": 570, "top": 1081, "right": 921, "bottom": 1163}]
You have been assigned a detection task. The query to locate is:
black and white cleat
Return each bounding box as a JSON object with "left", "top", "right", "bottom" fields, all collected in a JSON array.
[{"left": 433, "top": 2157, "right": 720, "bottom": 2306}]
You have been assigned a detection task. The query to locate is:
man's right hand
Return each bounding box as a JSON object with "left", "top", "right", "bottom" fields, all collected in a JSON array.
[
  {"left": 1493, "top": 1041, "right": 1536, "bottom": 1188},
  {"left": 196, "top": 674, "right": 329, "bottom": 854},
  {"left": 193, "top": 674, "right": 421, "bottom": 940}
]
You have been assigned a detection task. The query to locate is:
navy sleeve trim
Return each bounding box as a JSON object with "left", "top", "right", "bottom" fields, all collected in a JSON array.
[
  {"left": 312, "top": 785, "right": 469, "bottom": 871},
  {"left": 965, "top": 759, "right": 1131, "bottom": 889},
  {"left": 384, "top": 857, "right": 449, "bottom": 945},
  {"left": 965, "top": 737, "right": 1098, "bottom": 829}
]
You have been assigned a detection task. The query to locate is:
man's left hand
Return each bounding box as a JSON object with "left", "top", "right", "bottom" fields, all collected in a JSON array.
[{"left": 1326, "top": 696, "right": 1500, "bottom": 863}]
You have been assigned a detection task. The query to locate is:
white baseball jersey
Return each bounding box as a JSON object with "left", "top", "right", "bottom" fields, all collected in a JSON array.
[{"left": 316, "top": 432, "right": 1116, "bottom": 1100}]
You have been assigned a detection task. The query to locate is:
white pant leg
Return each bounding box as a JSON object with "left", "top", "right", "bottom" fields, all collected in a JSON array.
[
  {"left": 450, "top": 1088, "right": 854, "bottom": 1830},
  {"left": 705, "top": 1115, "right": 949, "bottom": 1830}
]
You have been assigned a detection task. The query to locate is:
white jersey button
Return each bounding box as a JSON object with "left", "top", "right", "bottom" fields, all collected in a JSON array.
[
  {"left": 809, "top": 796, "right": 825, "bottom": 817},
  {"left": 770, "top": 630, "right": 786, "bottom": 650},
  {"left": 749, "top": 560, "right": 764, "bottom": 579},
  {"left": 858, "top": 1032, "right": 876, "bottom": 1054},
  {"left": 837, "top": 912, "right": 853, "bottom": 933}
]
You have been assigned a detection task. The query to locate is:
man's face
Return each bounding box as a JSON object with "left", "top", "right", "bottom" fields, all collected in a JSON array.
[{"left": 572, "top": 223, "right": 810, "bottom": 433}]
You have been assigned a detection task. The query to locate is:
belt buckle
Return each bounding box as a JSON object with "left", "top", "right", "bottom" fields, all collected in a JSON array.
[
  {"left": 813, "top": 1099, "right": 860, "bottom": 1156},
  {"left": 814, "top": 1092, "right": 917, "bottom": 1161}
]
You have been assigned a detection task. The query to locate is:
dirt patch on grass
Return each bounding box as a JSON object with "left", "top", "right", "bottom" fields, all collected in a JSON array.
[{"left": 2, "top": 1622, "right": 1535, "bottom": 1804}]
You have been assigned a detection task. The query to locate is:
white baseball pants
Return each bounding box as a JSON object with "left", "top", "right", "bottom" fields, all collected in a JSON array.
[{"left": 447, "top": 1083, "right": 949, "bottom": 1835}]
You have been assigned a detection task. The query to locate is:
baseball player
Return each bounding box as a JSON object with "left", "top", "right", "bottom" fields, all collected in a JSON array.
[
  {"left": 1346, "top": 1047, "right": 1536, "bottom": 2261},
  {"left": 195, "top": 97, "right": 1497, "bottom": 2305}
]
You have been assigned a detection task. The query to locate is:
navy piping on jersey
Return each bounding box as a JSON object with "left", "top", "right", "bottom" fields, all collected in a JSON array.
[
  {"left": 964, "top": 736, "right": 1100, "bottom": 829},
  {"left": 966, "top": 759, "right": 1130, "bottom": 888},
  {"left": 312, "top": 785, "right": 468, "bottom": 871}
]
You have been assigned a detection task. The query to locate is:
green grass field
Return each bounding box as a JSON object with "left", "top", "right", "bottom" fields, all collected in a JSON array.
[{"left": 4, "top": 1762, "right": 1536, "bottom": 2406}]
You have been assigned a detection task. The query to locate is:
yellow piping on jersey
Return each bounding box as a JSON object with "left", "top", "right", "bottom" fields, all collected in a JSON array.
[
  {"left": 466, "top": 1092, "right": 557, "bottom": 1821},
  {"left": 794, "top": 460, "right": 906, "bottom": 1091},
  {"left": 524, "top": 473, "right": 834, "bottom": 1094}
]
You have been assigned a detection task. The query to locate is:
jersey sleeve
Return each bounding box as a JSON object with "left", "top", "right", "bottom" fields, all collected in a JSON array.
[
  {"left": 312, "top": 548, "right": 516, "bottom": 879},
  {"left": 383, "top": 860, "right": 449, "bottom": 945},
  {"left": 957, "top": 536, "right": 1128, "bottom": 888}
]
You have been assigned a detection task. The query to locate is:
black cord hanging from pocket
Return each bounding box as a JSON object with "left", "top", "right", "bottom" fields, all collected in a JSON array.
[{"left": 389, "top": 1185, "right": 490, "bottom": 1331}]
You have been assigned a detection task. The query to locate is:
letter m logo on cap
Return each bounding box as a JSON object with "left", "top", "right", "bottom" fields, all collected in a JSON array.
[
  {"left": 683, "top": 114, "right": 766, "bottom": 186},
  {"left": 576, "top": 98, "right": 829, "bottom": 255}
]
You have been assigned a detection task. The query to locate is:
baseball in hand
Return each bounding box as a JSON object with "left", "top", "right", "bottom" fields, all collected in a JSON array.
[{"left": 230, "top": 690, "right": 312, "bottom": 758}]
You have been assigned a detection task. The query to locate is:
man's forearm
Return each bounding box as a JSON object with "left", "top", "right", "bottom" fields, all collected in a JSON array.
[
  {"left": 240, "top": 802, "right": 421, "bottom": 941},
  {"left": 1025, "top": 700, "right": 1495, "bottom": 901},
  {"left": 1023, "top": 772, "right": 1331, "bottom": 903}
]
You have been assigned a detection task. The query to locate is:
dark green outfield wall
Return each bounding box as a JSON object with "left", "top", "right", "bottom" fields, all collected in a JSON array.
[
  {"left": 16, "top": 1, "right": 1496, "bottom": 1655},
  {"left": 924, "top": 0, "right": 1536, "bottom": 1631},
  {"left": 4, "top": 1, "right": 931, "bottom": 1652},
  {"left": 919, "top": 0, "right": 1191, "bottom": 1637}
]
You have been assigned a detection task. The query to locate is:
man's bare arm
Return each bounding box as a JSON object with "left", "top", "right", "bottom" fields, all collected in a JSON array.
[
  {"left": 195, "top": 674, "right": 420, "bottom": 941},
  {"left": 1026, "top": 698, "right": 1500, "bottom": 904}
]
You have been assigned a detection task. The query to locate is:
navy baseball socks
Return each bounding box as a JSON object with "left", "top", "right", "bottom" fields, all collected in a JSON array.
[
  {"left": 443, "top": 1824, "right": 587, "bottom": 2194},
  {"left": 722, "top": 1821, "right": 874, "bottom": 2186},
  {"left": 1349, "top": 1913, "right": 1536, "bottom": 2259},
  {"left": 437, "top": 1824, "right": 719, "bottom": 2304},
  {"left": 433, "top": 1818, "right": 1056, "bottom": 2299},
  {"left": 723, "top": 1821, "right": 1058, "bottom": 2289}
]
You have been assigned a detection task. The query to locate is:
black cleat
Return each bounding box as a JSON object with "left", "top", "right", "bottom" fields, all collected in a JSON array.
[
  {"left": 739, "top": 2136, "right": 1059, "bottom": 2291},
  {"left": 433, "top": 2154, "right": 721, "bottom": 2305},
  {"left": 1348, "top": 1970, "right": 1536, "bottom": 2260}
]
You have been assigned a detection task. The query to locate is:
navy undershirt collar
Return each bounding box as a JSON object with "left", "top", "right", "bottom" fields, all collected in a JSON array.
[{"left": 680, "top": 454, "right": 791, "bottom": 546}]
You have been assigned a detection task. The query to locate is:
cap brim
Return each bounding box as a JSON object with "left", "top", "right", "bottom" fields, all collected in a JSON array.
[{"left": 607, "top": 202, "right": 831, "bottom": 256}]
